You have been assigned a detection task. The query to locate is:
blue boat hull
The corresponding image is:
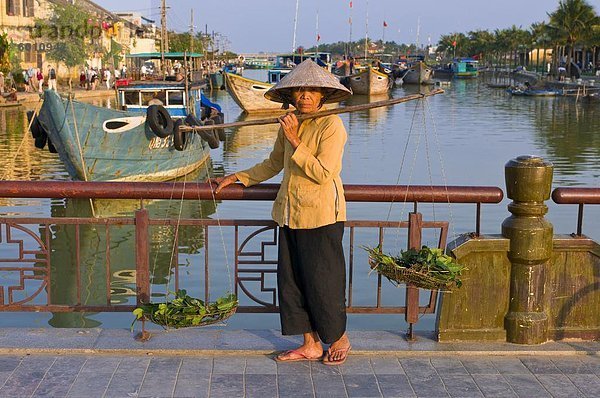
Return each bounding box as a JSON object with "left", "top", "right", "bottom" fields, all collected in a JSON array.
[{"left": 37, "top": 90, "right": 210, "bottom": 181}]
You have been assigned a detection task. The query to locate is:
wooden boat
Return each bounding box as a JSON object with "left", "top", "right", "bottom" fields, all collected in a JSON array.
[
  {"left": 34, "top": 53, "right": 224, "bottom": 182},
  {"left": 345, "top": 67, "right": 391, "bottom": 95},
  {"left": 402, "top": 61, "right": 433, "bottom": 85},
  {"left": 452, "top": 58, "right": 479, "bottom": 79},
  {"left": 506, "top": 87, "right": 561, "bottom": 96},
  {"left": 223, "top": 72, "right": 291, "bottom": 113}
]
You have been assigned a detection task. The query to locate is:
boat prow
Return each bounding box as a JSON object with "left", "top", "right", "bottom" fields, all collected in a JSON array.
[{"left": 223, "top": 72, "right": 292, "bottom": 113}]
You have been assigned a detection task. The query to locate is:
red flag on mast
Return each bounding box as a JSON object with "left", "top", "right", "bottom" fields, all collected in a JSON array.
[
  {"left": 349, "top": 1, "right": 353, "bottom": 7},
  {"left": 317, "top": 34, "right": 321, "bottom": 42},
  {"left": 383, "top": 21, "right": 388, "bottom": 27}
]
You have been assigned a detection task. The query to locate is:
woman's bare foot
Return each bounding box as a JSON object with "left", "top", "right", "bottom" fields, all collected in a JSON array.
[
  {"left": 275, "top": 331, "right": 323, "bottom": 362},
  {"left": 324, "top": 333, "right": 351, "bottom": 365}
]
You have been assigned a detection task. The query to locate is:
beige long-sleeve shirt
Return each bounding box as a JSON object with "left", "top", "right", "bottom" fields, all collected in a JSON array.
[{"left": 235, "top": 114, "right": 347, "bottom": 229}]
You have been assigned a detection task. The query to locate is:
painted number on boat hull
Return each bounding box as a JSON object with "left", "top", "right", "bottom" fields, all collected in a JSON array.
[{"left": 149, "top": 136, "right": 174, "bottom": 149}]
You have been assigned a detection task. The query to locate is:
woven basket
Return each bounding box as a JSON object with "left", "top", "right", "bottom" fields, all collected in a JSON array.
[
  {"left": 148, "top": 306, "right": 238, "bottom": 329},
  {"left": 368, "top": 257, "right": 455, "bottom": 291}
]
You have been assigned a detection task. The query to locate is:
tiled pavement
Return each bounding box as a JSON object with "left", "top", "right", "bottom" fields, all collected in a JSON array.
[
  {"left": 1, "top": 328, "right": 600, "bottom": 397},
  {"left": 2, "top": 354, "right": 600, "bottom": 397}
]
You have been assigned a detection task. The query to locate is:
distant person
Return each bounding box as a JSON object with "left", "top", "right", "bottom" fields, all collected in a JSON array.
[
  {"left": 140, "top": 64, "right": 147, "bottom": 79},
  {"left": 27, "top": 67, "right": 36, "bottom": 92},
  {"left": 22, "top": 70, "right": 30, "bottom": 92},
  {"left": 0, "top": 71, "right": 4, "bottom": 95},
  {"left": 90, "top": 69, "right": 98, "bottom": 90},
  {"left": 104, "top": 68, "right": 111, "bottom": 89},
  {"left": 121, "top": 65, "right": 127, "bottom": 79},
  {"left": 36, "top": 68, "right": 44, "bottom": 93},
  {"left": 557, "top": 65, "right": 567, "bottom": 81},
  {"left": 79, "top": 70, "right": 86, "bottom": 88},
  {"left": 47, "top": 65, "right": 57, "bottom": 91}
]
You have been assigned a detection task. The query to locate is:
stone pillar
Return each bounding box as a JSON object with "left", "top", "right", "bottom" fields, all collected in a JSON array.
[{"left": 502, "top": 155, "right": 553, "bottom": 344}]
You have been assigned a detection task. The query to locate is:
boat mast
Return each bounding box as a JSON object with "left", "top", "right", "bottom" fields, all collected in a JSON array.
[
  {"left": 348, "top": 1, "right": 353, "bottom": 57},
  {"left": 189, "top": 9, "right": 194, "bottom": 53},
  {"left": 292, "top": 0, "right": 299, "bottom": 54},
  {"left": 364, "top": 0, "right": 369, "bottom": 61},
  {"left": 315, "top": 9, "right": 319, "bottom": 54},
  {"left": 160, "top": 0, "right": 168, "bottom": 76},
  {"left": 415, "top": 16, "right": 420, "bottom": 54}
]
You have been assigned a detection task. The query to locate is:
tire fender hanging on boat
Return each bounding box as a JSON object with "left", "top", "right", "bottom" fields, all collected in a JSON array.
[
  {"left": 199, "top": 119, "right": 220, "bottom": 149},
  {"left": 211, "top": 112, "right": 226, "bottom": 141},
  {"left": 146, "top": 105, "right": 174, "bottom": 138},
  {"left": 173, "top": 119, "right": 186, "bottom": 151},
  {"left": 27, "top": 110, "right": 55, "bottom": 151},
  {"left": 185, "top": 114, "right": 220, "bottom": 149}
]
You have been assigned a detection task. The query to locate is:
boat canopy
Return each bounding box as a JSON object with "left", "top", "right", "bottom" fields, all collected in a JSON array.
[{"left": 126, "top": 52, "right": 204, "bottom": 59}]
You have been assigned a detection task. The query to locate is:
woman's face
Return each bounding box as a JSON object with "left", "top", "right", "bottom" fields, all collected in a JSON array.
[{"left": 291, "top": 88, "right": 323, "bottom": 114}]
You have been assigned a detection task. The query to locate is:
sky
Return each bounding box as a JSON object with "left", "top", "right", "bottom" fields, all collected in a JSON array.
[{"left": 94, "top": 0, "right": 600, "bottom": 53}]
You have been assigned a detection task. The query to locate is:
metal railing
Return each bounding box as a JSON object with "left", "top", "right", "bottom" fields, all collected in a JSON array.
[
  {"left": 0, "top": 181, "right": 503, "bottom": 333},
  {"left": 552, "top": 187, "right": 600, "bottom": 236}
]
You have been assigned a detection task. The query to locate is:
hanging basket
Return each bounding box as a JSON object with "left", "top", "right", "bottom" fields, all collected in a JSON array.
[
  {"left": 365, "top": 246, "right": 465, "bottom": 291},
  {"left": 132, "top": 289, "right": 238, "bottom": 329}
]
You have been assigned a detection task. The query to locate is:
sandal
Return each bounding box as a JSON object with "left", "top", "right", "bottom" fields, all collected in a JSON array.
[
  {"left": 323, "top": 345, "right": 352, "bottom": 366},
  {"left": 274, "top": 348, "right": 324, "bottom": 363}
]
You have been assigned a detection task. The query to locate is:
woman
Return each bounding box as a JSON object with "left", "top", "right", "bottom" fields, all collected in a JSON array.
[{"left": 213, "top": 60, "right": 353, "bottom": 365}]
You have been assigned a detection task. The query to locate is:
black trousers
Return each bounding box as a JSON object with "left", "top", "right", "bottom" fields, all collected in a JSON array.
[{"left": 277, "top": 222, "right": 346, "bottom": 344}]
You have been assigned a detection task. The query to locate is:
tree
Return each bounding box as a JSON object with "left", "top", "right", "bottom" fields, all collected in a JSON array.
[
  {"left": 35, "top": 3, "right": 95, "bottom": 90},
  {"left": 0, "top": 32, "right": 11, "bottom": 74},
  {"left": 548, "top": 0, "right": 599, "bottom": 75}
]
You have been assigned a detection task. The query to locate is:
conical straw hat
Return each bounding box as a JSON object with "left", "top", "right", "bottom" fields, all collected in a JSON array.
[{"left": 264, "top": 59, "right": 352, "bottom": 105}]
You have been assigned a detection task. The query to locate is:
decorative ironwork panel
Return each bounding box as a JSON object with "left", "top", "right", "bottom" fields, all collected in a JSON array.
[
  {"left": 235, "top": 225, "right": 279, "bottom": 310},
  {"left": 0, "top": 223, "right": 49, "bottom": 307}
]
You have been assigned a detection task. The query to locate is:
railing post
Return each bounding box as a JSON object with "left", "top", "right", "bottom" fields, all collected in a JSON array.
[
  {"left": 502, "top": 155, "right": 553, "bottom": 344},
  {"left": 405, "top": 211, "right": 423, "bottom": 340},
  {"left": 135, "top": 209, "right": 150, "bottom": 305}
]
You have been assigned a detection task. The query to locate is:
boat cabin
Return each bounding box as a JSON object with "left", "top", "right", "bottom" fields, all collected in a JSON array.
[
  {"left": 452, "top": 58, "right": 479, "bottom": 78},
  {"left": 117, "top": 52, "right": 220, "bottom": 118}
]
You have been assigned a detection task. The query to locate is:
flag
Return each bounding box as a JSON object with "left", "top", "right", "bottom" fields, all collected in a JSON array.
[
  {"left": 349, "top": 1, "right": 353, "bottom": 7},
  {"left": 383, "top": 21, "right": 388, "bottom": 27},
  {"left": 317, "top": 34, "right": 321, "bottom": 42},
  {"left": 452, "top": 40, "right": 457, "bottom": 47}
]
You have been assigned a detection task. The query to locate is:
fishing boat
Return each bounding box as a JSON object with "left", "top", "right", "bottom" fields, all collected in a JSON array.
[
  {"left": 32, "top": 53, "right": 225, "bottom": 182},
  {"left": 506, "top": 86, "right": 562, "bottom": 96},
  {"left": 451, "top": 58, "right": 479, "bottom": 79},
  {"left": 223, "top": 72, "right": 290, "bottom": 113},
  {"left": 343, "top": 67, "right": 391, "bottom": 95},
  {"left": 402, "top": 61, "right": 433, "bottom": 85}
]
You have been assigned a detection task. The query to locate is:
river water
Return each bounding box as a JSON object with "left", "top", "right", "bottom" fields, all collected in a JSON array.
[{"left": 0, "top": 71, "right": 599, "bottom": 331}]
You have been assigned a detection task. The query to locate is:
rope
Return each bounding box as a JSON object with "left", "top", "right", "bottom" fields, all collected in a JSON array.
[{"left": 68, "top": 96, "right": 96, "bottom": 218}]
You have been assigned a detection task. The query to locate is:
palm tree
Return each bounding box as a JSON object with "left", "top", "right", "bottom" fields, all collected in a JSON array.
[{"left": 548, "top": 0, "right": 599, "bottom": 76}]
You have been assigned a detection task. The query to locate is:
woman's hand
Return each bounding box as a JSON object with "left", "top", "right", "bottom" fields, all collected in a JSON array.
[
  {"left": 209, "top": 174, "right": 239, "bottom": 194},
  {"left": 279, "top": 112, "right": 301, "bottom": 148}
]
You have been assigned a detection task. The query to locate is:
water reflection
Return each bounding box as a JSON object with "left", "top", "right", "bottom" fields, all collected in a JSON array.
[
  {"left": 530, "top": 99, "right": 600, "bottom": 184},
  {"left": 223, "top": 112, "right": 279, "bottom": 159},
  {"left": 41, "top": 167, "right": 218, "bottom": 327},
  {"left": 342, "top": 92, "right": 391, "bottom": 129}
]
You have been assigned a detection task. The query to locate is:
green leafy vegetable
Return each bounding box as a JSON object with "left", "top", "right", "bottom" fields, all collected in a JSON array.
[
  {"left": 364, "top": 245, "right": 466, "bottom": 290},
  {"left": 131, "top": 289, "right": 238, "bottom": 330}
]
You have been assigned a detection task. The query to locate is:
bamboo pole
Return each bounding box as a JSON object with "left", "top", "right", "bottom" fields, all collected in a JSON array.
[{"left": 180, "top": 88, "right": 444, "bottom": 132}]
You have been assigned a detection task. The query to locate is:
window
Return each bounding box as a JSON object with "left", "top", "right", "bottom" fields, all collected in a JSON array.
[
  {"left": 123, "top": 91, "right": 140, "bottom": 106},
  {"left": 23, "top": 0, "right": 33, "bottom": 17},
  {"left": 6, "top": 0, "right": 20, "bottom": 16},
  {"left": 166, "top": 91, "right": 184, "bottom": 106},
  {"left": 141, "top": 91, "right": 165, "bottom": 106}
]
